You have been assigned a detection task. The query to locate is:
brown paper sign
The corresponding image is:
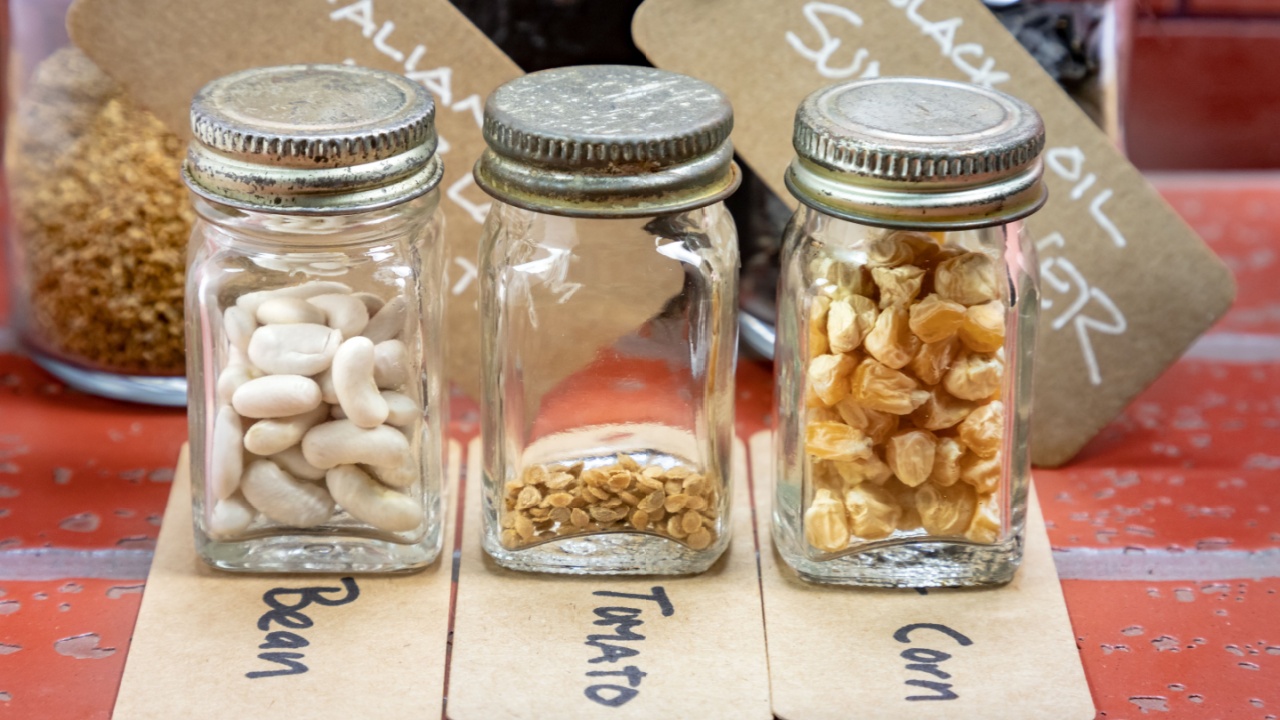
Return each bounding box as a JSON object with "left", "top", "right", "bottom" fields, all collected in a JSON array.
[
  {"left": 447, "top": 437, "right": 771, "bottom": 720},
  {"left": 111, "top": 442, "right": 459, "bottom": 720},
  {"left": 746, "top": 432, "right": 1094, "bottom": 720},
  {"left": 66, "top": 0, "right": 674, "bottom": 402},
  {"left": 634, "top": 0, "right": 1236, "bottom": 466}
]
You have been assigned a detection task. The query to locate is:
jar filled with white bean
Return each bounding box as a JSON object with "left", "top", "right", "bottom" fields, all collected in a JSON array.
[{"left": 183, "top": 65, "right": 446, "bottom": 573}]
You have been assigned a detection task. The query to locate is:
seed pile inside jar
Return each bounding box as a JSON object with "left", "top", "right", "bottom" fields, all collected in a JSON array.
[
  {"left": 801, "top": 230, "right": 1006, "bottom": 553},
  {"left": 207, "top": 280, "right": 425, "bottom": 539},
  {"left": 501, "top": 455, "right": 720, "bottom": 551},
  {"left": 7, "top": 48, "right": 193, "bottom": 375}
]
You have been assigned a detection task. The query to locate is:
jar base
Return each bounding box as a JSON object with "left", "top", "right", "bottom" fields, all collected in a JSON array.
[
  {"left": 483, "top": 531, "right": 724, "bottom": 575},
  {"left": 32, "top": 353, "right": 186, "bottom": 407},
  {"left": 198, "top": 533, "right": 442, "bottom": 574},
  {"left": 777, "top": 535, "right": 1023, "bottom": 588}
]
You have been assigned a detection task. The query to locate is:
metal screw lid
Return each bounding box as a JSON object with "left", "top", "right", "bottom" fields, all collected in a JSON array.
[
  {"left": 183, "top": 64, "right": 443, "bottom": 214},
  {"left": 474, "top": 65, "right": 739, "bottom": 218},
  {"left": 786, "top": 77, "right": 1047, "bottom": 229}
]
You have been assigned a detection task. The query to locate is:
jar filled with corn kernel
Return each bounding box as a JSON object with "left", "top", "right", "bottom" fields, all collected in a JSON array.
[
  {"left": 184, "top": 65, "right": 447, "bottom": 573},
  {"left": 475, "top": 66, "right": 740, "bottom": 574},
  {"left": 773, "top": 77, "right": 1046, "bottom": 587}
]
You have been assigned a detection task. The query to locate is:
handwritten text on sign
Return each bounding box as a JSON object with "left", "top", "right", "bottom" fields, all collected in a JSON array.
[
  {"left": 785, "top": 1, "right": 1126, "bottom": 387},
  {"left": 894, "top": 622, "right": 974, "bottom": 701},
  {"left": 246, "top": 577, "right": 360, "bottom": 679},
  {"left": 324, "top": 0, "right": 487, "bottom": 296},
  {"left": 582, "top": 587, "right": 675, "bottom": 708}
]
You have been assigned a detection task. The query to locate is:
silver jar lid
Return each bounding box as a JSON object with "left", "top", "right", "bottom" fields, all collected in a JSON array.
[
  {"left": 474, "top": 65, "right": 739, "bottom": 217},
  {"left": 786, "top": 77, "right": 1047, "bottom": 229},
  {"left": 183, "top": 64, "right": 443, "bottom": 214}
]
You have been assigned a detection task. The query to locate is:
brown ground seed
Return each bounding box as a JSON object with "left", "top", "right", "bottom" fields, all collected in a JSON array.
[{"left": 9, "top": 49, "right": 193, "bottom": 375}]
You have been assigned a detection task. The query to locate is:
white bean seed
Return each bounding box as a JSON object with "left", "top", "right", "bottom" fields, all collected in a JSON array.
[
  {"left": 248, "top": 323, "right": 342, "bottom": 375},
  {"left": 353, "top": 292, "right": 385, "bottom": 315},
  {"left": 208, "top": 494, "right": 256, "bottom": 538},
  {"left": 314, "top": 366, "right": 339, "bottom": 404},
  {"left": 235, "top": 280, "right": 353, "bottom": 316},
  {"left": 332, "top": 337, "right": 388, "bottom": 428},
  {"left": 301, "top": 420, "right": 411, "bottom": 470},
  {"left": 243, "top": 404, "right": 330, "bottom": 456},
  {"left": 216, "top": 363, "right": 260, "bottom": 406},
  {"left": 269, "top": 445, "right": 327, "bottom": 482},
  {"left": 366, "top": 455, "right": 418, "bottom": 489},
  {"left": 210, "top": 407, "right": 245, "bottom": 500},
  {"left": 382, "top": 391, "right": 421, "bottom": 427},
  {"left": 373, "top": 339, "right": 411, "bottom": 389},
  {"left": 362, "top": 296, "right": 406, "bottom": 343},
  {"left": 232, "top": 375, "right": 322, "bottom": 419},
  {"left": 256, "top": 297, "right": 326, "bottom": 325},
  {"left": 224, "top": 306, "right": 257, "bottom": 353},
  {"left": 241, "top": 459, "right": 335, "bottom": 527},
  {"left": 308, "top": 293, "right": 369, "bottom": 338},
  {"left": 327, "top": 465, "right": 421, "bottom": 532}
]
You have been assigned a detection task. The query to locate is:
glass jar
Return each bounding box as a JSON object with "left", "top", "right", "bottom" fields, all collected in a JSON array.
[
  {"left": 4, "top": 0, "right": 191, "bottom": 404},
  {"left": 475, "top": 66, "right": 740, "bottom": 575},
  {"left": 185, "top": 65, "right": 446, "bottom": 573},
  {"left": 773, "top": 77, "right": 1046, "bottom": 587}
]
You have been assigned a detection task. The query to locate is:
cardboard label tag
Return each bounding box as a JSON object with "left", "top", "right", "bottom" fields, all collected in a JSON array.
[
  {"left": 634, "top": 0, "right": 1236, "bottom": 466},
  {"left": 111, "top": 442, "right": 460, "bottom": 720},
  {"left": 746, "top": 432, "right": 1094, "bottom": 720},
  {"left": 447, "top": 437, "right": 771, "bottom": 720},
  {"left": 66, "top": 0, "right": 675, "bottom": 403}
]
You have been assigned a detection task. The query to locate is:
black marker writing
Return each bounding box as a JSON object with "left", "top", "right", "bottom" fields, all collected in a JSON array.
[
  {"left": 893, "top": 622, "right": 973, "bottom": 701},
  {"left": 246, "top": 577, "right": 360, "bottom": 679},
  {"left": 582, "top": 586, "right": 673, "bottom": 708}
]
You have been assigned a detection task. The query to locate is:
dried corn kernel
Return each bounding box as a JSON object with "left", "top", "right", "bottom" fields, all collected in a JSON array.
[
  {"left": 908, "top": 337, "right": 961, "bottom": 386},
  {"left": 808, "top": 353, "right": 856, "bottom": 406},
  {"left": 908, "top": 293, "right": 966, "bottom": 343},
  {"left": 805, "top": 488, "right": 851, "bottom": 552},
  {"left": 928, "top": 437, "right": 965, "bottom": 487},
  {"left": 910, "top": 387, "right": 975, "bottom": 431},
  {"left": 805, "top": 421, "right": 874, "bottom": 462},
  {"left": 871, "top": 265, "right": 926, "bottom": 309},
  {"left": 851, "top": 358, "right": 930, "bottom": 415},
  {"left": 959, "top": 300, "right": 1006, "bottom": 353},
  {"left": 965, "top": 492, "right": 1001, "bottom": 543},
  {"left": 934, "top": 252, "right": 1001, "bottom": 306},
  {"left": 863, "top": 307, "right": 921, "bottom": 369},
  {"left": 810, "top": 459, "right": 844, "bottom": 493},
  {"left": 885, "top": 429, "right": 938, "bottom": 487},
  {"left": 959, "top": 452, "right": 1000, "bottom": 493},
  {"left": 916, "top": 481, "right": 978, "bottom": 536},
  {"left": 943, "top": 352, "right": 1004, "bottom": 402},
  {"left": 832, "top": 453, "right": 893, "bottom": 487},
  {"left": 958, "top": 401, "right": 1004, "bottom": 458},
  {"left": 828, "top": 295, "right": 878, "bottom": 354},
  {"left": 844, "top": 483, "right": 901, "bottom": 539},
  {"left": 815, "top": 257, "right": 875, "bottom": 297},
  {"left": 809, "top": 295, "right": 831, "bottom": 357},
  {"left": 866, "top": 231, "right": 938, "bottom": 267},
  {"left": 884, "top": 478, "right": 922, "bottom": 531},
  {"left": 834, "top": 399, "right": 899, "bottom": 444}
]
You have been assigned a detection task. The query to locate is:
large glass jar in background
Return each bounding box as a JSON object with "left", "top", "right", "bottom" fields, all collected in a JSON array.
[
  {"left": 185, "top": 65, "right": 446, "bottom": 573},
  {"left": 4, "top": 0, "right": 191, "bottom": 404},
  {"left": 773, "top": 77, "right": 1046, "bottom": 587},
  {"left": 475, "top": 66, "right": 740, "bottom": 575}
]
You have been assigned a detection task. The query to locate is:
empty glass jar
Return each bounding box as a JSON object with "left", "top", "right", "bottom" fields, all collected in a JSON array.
[
  {"left": 773, "top": 77, "right": 1046, "bottom": 587},
  {"left": 476, "top": 65, "right": 740, "bottom": 574},
  {"left": 185, "top": 65, "right": 446, "bottom": 573}
]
